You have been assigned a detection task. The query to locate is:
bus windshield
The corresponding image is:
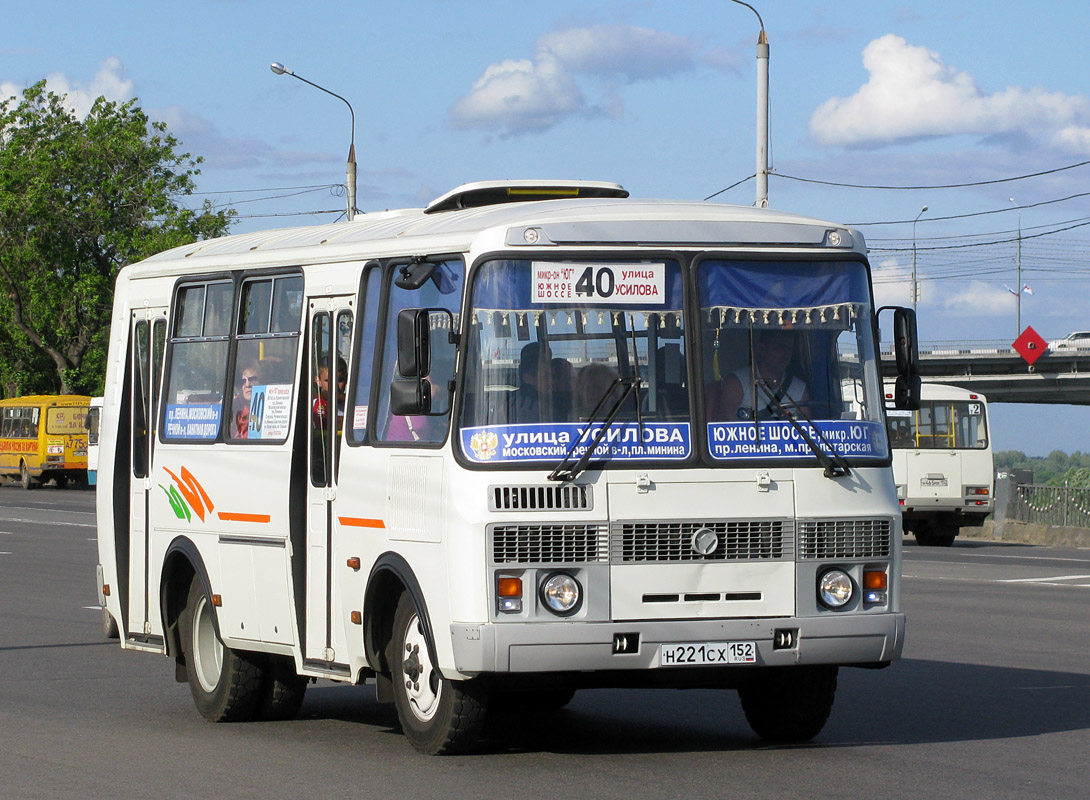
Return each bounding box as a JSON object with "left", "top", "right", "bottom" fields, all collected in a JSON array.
[
  {"left": 888, "top": 400, "right": 988, "bottom": 449},
  {"left": 698, "top": 259, "right": 887, "bottom": 463},
  {"left": 458, "top": 256, "right": 888, "bottom": 467}
]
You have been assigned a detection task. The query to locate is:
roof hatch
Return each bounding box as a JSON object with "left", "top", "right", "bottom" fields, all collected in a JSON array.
[{"left": 425, "top": 179, "right": 628, "bottom": 214}]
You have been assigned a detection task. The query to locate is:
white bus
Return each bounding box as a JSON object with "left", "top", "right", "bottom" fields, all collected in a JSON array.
[
  {"left": 96, "top": 180, "right": 919, "bottom": 753},
  {"left": 886, "top": 383, "right": 993, "bottom": 547}
]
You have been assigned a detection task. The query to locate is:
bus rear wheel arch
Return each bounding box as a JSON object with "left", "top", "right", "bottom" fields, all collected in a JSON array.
[{"left": 179, "top": 575, "right": 264, "bottom": 722}]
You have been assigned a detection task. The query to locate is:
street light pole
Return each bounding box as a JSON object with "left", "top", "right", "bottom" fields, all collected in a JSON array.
[
  {"left": 270, "top": 62, "right": 357, "bottom": 221},
  {"left": 729, "top": 0, "right": 769, "bottom": 208},
  {"left": 912, "top": 205, "right": 928, "bottom": 312},
  {"left": 1010, "top": 197, "right": 1022, "bottom": 336}
]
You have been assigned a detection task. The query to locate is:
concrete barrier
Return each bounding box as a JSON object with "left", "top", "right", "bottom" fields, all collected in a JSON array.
[{"left": 957, "top": 519, "right": 1090, "bottom": 548}]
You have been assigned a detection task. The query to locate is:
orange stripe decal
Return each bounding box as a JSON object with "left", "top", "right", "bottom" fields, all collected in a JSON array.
[
  {"left": 217, "top": 512, "right": 271, "bottom": 523},
  {"left": 338, "top": 516, "right": 386, "bottom": 529}
]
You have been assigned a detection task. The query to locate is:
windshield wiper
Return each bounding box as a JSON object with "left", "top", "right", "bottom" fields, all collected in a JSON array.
[
  {"left": 756, "top": 380, "right": 852, "bottom": 479},
  {"left": 548, "top": 375, "right": 642, "bottom": 483}
]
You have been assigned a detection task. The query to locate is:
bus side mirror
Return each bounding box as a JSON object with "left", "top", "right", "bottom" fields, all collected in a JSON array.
[
  {"left": 390, "top": 378, "right": 432, "bottom": 415},
  {"left": 878, "top": 306, "right": 921, "bottom": 410},
  {"left": 893, "top": 374, "right": 921, "bottom": 410},
  {"left": 893, "top": 307, "right": 919, "bottom": 375},
  {"left": 397, "top": 308, "right": 430, "bottom": 378}
]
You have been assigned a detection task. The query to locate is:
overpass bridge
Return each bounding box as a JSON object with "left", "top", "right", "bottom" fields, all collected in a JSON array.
[{"left": 880, "top": 340, "right": 1090, "bottom": 404}]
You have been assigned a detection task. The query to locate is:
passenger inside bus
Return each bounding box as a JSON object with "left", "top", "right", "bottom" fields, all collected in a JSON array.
[
  {"left": 512, "top": 341, "right": 543, "bottom": 423},
  {"left": 312, "top": 357, "right": 347, "bottom": 433},
  {"left": 231, "top": 362, "right": 261, "bottom": 439},
  {"left": 575, "top": 362, "right": 622, "bottom": 421},
  {"left": 706, "top": 329, "right": 810, "bottom": 421}
]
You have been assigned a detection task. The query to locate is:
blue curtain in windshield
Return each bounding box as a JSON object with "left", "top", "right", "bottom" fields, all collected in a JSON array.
[{"left": 700, "top": 260, "right": 869, "bottom": 308}]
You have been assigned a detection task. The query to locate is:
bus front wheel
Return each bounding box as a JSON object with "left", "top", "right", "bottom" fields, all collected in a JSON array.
[
  {"left": 180, "top": 576, "right": 263, "bottom": 722},
  {"left": 19, "top": 462, "right": 38, "bottom": 490},
  {"left": 390, "top": 593, "right": 487, "bottom": 754},
  {"left": 738, "top": 665, "right": 838, "bottom": 742}
]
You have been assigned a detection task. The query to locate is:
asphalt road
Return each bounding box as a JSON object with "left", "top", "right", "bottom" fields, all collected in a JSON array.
[{"left": 2, "top": 484, "right": 1089, "bottom": 799}]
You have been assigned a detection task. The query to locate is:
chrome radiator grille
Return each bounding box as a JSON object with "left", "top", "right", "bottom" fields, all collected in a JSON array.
[
  {"left": 491, "top": 524, "right": 609, "bottom": 564},
  {"left": 610, "top": 519, "right": 793, "bottom": 563},
  {"left": 797, "top": 518, "right": 892, "bottom": 559}
]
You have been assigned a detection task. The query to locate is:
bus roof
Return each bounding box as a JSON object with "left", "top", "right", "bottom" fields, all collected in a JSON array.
[{"left": 129, "top": 181, "right": 866, "bottom": 277}]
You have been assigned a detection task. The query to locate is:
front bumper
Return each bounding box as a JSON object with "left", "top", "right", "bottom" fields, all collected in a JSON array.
[{"left": 449, "top": 612, "right": 905, "bottom": 676}]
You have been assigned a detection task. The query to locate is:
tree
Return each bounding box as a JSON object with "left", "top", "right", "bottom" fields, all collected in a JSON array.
[{"left": 0, "top": 81, "right": 233, "bottom": 396}]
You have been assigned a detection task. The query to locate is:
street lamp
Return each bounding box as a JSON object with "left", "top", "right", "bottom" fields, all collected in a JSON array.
[
  {"left": 270, "top": 61, "right": 357, "bottom": 221},
  {"left": 1010, "top": 197, "right": 1022, "bottom": 336},
  {"left": 911, "top": 205, "right": 928, "bottom": 312},
  {"left": 729, "top": 0, "right": 769, "bottom": 208}
]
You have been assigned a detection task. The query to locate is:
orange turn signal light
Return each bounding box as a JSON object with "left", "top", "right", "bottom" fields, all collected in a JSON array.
[
  {"left": 350, "top": 610, "right": 362, "bottom": 625},
  {"left": 497, "top": 577, "right": 523, "bottom": 597},
  {"left": 211, "top": 594, "right": 223, "bottom": 607},
  {"left": 346, "top": 557, "right": 361, "bottom": 570},
  {"left": 863, "top": 571, "right": 887, "bottom": 591}
]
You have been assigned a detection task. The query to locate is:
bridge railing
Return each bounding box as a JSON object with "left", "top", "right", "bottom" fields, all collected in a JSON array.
[{"left": 1008, "top": 484, "right": 1090, "bottom": 528}]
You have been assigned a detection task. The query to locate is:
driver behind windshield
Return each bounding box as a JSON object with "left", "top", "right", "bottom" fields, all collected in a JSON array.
[{"left": 707, "top": 329, "right": 810, "bottom": 421}]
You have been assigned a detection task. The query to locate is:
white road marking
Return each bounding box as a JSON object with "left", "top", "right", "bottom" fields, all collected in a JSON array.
[
  {"left": 999, "top": 574, "right": 1090, "bottom": 583},
  {"left": 1, "top": 517, "right": 94, "bottom": 528},
  {"left": 904, "top": 574, "right": 1090, "bottom": 588}
]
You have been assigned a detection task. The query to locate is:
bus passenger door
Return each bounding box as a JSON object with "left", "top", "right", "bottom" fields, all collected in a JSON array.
[
  {"left": 304, "top": 297, "right": 353, "bottom": 664},
  {"left": 127, "top": 308, "right": 167, "bottom": 640}
]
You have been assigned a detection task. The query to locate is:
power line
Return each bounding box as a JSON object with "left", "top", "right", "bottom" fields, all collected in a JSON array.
[{"left": 773, "top": 158, "right": 1090, "bottom": 191}]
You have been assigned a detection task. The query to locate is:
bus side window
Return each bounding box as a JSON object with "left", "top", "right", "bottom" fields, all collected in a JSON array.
[
  {"left": 347, "top": 267, "right": 380, "bottom": 444},
  {"left": 162, "top": 280, "right": 233, "bottom": 442},
  {"left": 376, "top": 259, "right": 464, "bottom": 445},
  {"left": 229, "top": 274, "right": 303, "bottom": 442}
]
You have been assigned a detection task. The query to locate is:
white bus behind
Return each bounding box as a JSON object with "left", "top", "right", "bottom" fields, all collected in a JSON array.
[{"left": 886, "top": 383, "right": 993, "bottom": 546}]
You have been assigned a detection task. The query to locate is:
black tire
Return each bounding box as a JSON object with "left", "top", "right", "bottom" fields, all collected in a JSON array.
[
  {"left": 179, "top": 576, "right": 264, "bottom": 722},
  {"left": 256, "top": 655, "right": 308, "bottom": 721},
  {"left": 738, "top": 665, "right": 838, "bottom": 742},
  {"left": 102, "top": 607, "right": 119, "bottom": 640},
  {"left": 54, "top": 476, "right": 69, "bottom": 489},
  {"left": 20, "top": 462, "right": 37, "bottom": 490},
  {"left": 915, "top": 521, "right": 956, "bottom": 547},
  {"left": 390, "top": 593, "right": 487, "bottom": 754}
]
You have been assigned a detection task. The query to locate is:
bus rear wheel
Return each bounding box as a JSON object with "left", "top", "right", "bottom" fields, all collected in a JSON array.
[
  {"left": 19, "top": 462, "right": 38, "bottom": 490},
  {"left": 390, "top": 593, "right": 487, "bottom": 754},
  {"left": 738, "top": 665, "right": 838, "bottom": 742},
  {"left": 180, "top": 576, "right": 264, "bottom": 722}
]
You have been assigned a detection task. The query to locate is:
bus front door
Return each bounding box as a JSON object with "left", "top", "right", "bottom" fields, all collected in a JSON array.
[
  {"left": 127, "top": 308, "right": 166, "bottom": 641},
  {"left": 304, "top": 297, "right": 353, "bottom": 666}
]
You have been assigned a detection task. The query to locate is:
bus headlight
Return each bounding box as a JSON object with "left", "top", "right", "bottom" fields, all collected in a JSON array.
[
  {"left": 540, "top": 573, "right": 582, "bottom": 616},
  {"left": 818, "top": 569, "right": 854, "bottom": 609}
]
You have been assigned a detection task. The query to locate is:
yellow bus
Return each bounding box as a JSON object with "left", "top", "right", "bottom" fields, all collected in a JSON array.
[{"left": 0, "top": 395, "right": 92, "bottom": 489}]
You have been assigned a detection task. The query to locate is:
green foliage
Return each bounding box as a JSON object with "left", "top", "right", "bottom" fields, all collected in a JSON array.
[
  {"left": 995, "top": 449, "right": 1090, "bottom": 486},
  {"left": 0, "top": 81, "right": 234, "bottom": 396}
]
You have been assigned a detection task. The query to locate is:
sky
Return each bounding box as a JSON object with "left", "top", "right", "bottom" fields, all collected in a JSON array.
[{"left": 5, "top": 0, "right": 1090, "bottom": 456}]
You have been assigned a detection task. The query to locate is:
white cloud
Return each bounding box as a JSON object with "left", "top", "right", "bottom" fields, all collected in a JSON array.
[
  {"left": 451, "top": 24, "right": 730, "bottom": 135},
  {"left": 2, "top": 57, "right": 135, "bottom": 119},
  {"left": 809, "top": 34, "right": 1090, "bottom": 151},
  {"left": 933, "top": 280, "right": 1014, "bottom": 315}
]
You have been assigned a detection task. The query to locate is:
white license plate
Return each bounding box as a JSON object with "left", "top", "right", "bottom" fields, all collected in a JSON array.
[{"left": 659, "top": 641, "right": 757, "bottom": 666}]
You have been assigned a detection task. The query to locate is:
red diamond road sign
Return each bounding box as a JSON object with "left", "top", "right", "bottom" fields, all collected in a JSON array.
[{"left": 1013, "top": 325, "right": 1047, "bottom": 366}]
